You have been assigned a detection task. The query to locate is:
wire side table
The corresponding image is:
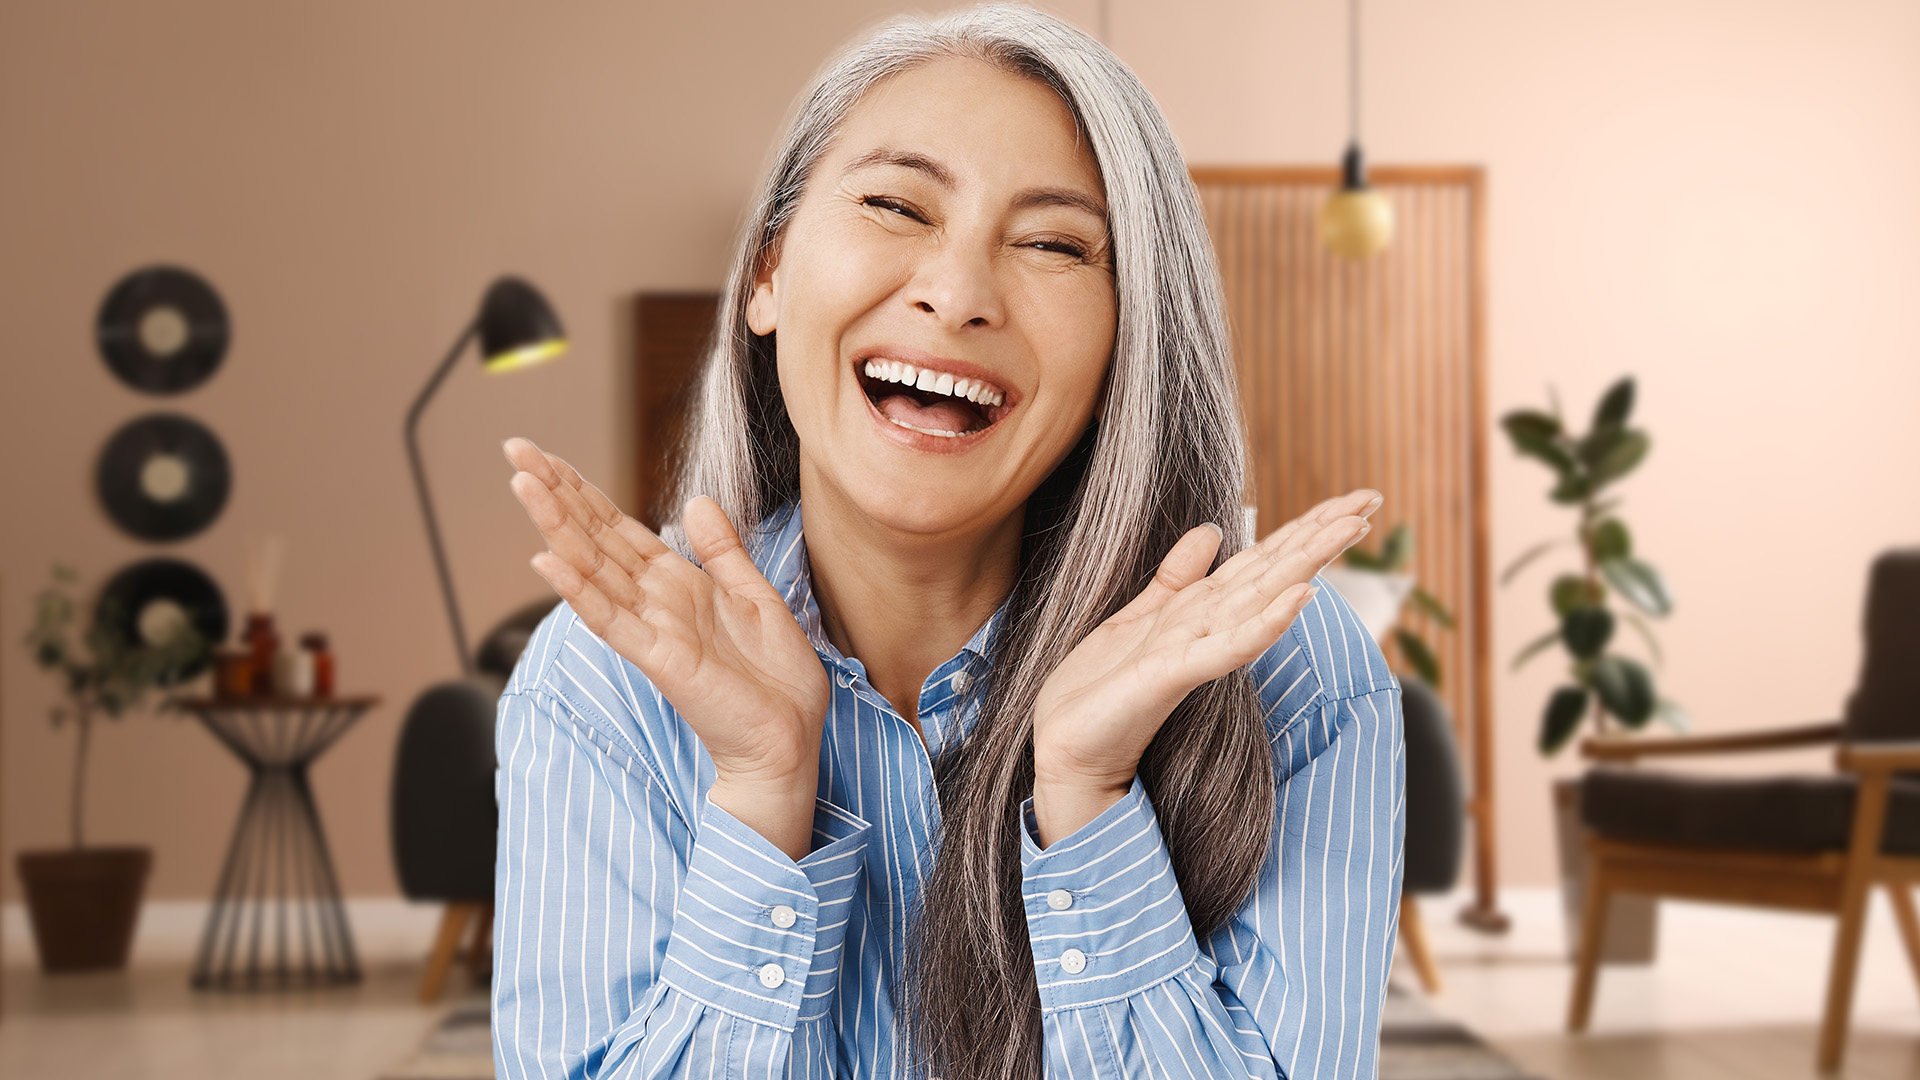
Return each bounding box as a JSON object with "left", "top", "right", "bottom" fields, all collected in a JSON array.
[{"left": 170, "top": 694, "right": 378, "bottom": 991}]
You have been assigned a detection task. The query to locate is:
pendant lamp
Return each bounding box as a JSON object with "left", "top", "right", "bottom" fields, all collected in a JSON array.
[{"left": 1318, "top": 0, "right": 1394, "bottom": 259}]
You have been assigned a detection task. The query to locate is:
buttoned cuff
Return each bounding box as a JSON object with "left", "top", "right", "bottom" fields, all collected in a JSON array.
[
  {"left": 1017, "top": 774, "right": 1202, "bottom": 1013},
  {"left": 659, "top": 792, "right": 871, "bottom": 1031}
]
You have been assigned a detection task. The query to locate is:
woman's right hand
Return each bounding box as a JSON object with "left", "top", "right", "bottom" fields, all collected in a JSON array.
[{"left": 502, "top": 437, "right": 829, "bottom": 789}]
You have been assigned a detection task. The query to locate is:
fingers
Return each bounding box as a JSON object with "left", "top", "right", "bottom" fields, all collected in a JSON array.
[
  {"left": 529, "top": 550, "right": 654, "bottom": 661},
  {"left": 1215, "top": 489, "right": 1380, "bottom": 585},
  {"left": 1214, "top": 491, "right": 1379, "bottom": 596},
  {"left": 1108, "top": 523, "right": 1226, "bottom": 624},
  {"left": 1250, "top": 514, "right": 1370, "bottom": 598},
  {"left": 1238, "top": 581, "right": 1318, "bottom": 656},
  {"left": 506, "top": 437, "right": 672, "bottom": 561},
  {"left": 510, "top": 472, "right": 641, "bottom": 608},
  {"left": 682, "top": 496, "right": 779, "bottom": 599}
]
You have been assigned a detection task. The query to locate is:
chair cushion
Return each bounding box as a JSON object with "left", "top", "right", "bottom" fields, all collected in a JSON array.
[{"left": 1580, "top": 766, "right": 1920, "bottom": 857}]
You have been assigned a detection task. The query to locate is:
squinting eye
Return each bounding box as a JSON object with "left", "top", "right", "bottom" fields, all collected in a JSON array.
[
  {"left": 862, "top": 194, "right": 1091, "bottom": 261},
  {"left": 860, "top": 195, "right": 924, "bottom": 222},
  {"left": 1029, "top": 239, "right": 1089, "bottom": 259}
]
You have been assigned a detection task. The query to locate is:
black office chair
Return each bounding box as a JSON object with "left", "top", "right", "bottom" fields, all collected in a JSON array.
[
  {"left": 391, "top": 597, "right": 554, "bottom": 1002},
  {"left": 1398, "top": 677, "right": 1466, "bottom": 993}
]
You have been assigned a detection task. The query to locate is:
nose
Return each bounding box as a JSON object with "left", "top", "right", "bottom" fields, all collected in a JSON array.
[{"left": 905, "top": 240, "right": 1005, "bottom": 331}]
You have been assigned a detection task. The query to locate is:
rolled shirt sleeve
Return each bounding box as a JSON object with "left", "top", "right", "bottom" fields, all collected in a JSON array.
[
  {"left": 1016, "top": 682, "right": 1405, "bottom": 1078},
  {"left": 658, "top": 785, "right": 870, "bottom": 1027},
  {"left": 493, "top": 687, "right": 873, "bottom": 1079}
]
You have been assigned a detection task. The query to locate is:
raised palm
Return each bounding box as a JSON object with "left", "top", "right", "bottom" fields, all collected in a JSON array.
[
  {"left": 1033, "top": 490, "right": 1380, "bottom": 788},
  {"left": 503, "top": 438, "right": 827, "bottom": 785}
]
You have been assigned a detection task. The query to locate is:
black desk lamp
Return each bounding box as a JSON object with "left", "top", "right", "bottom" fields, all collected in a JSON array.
[{"left": 405, "top": 275, "right": 565, "bottom": 675}]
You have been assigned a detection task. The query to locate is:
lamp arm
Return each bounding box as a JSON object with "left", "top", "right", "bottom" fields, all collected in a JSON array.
[{"left": 404, "top": 317, "right": 480, "bottom": 676}]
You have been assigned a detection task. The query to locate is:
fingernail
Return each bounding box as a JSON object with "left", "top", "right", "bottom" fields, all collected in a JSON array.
[
  {"left": 1364, "top": 494, "right": 1383, "bottom": 515},
  {"left": 1203, "top": 522, "right": 1223, "bottom": 541}
]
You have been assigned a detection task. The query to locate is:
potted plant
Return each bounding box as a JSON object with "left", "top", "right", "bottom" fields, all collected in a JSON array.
[
  {"left": 16, "top": 564, "right": 208, "bottom": 972},
  {"left": 1500, "top": 375, "right": 1683, "bottom": 963},
  {"left": 1332, "top": 523, "right": 1456, "bottom": 688}
]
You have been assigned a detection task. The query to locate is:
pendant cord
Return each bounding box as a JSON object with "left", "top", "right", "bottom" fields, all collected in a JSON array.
[{"left": 1349, "top": 0, "right": 1361, "bottom": 142}]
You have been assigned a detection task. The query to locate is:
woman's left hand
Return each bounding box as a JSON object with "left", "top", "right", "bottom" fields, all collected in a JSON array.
[{"left": 1031, "top": 490, "right": 1383, "bottom": 806}]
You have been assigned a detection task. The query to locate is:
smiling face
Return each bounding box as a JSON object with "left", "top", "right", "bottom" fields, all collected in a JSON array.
[{"left": 745, "top": 55, "right": 1118, "bottom": 537}]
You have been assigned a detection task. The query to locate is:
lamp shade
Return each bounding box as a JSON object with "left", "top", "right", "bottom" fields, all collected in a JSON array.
[
  {"left": 1318, "top": 141, "right": 1394, "bottom": 260},
  {"left": 478, "top": 276, "right": 567, "bottom": 372}
]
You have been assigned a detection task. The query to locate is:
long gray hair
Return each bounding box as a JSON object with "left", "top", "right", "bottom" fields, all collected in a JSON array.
[{"left": 654, "top": 4, "right": 1272, "bottom": 1076}]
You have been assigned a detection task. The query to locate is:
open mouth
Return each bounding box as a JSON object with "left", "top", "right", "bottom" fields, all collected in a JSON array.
[{"left": 854, "top": 359, "right": 1013, "bottom": 438}]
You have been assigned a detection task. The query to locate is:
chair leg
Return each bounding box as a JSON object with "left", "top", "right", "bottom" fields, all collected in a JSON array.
[
  {"left": 419, "top": 902, "right": 478, "bottom": 1004},
  {"left": 1566, "top": 856, "right": 1612, "bottom": 1033},
  {"left": 1398, "top": 894, "right": 1443, "bottom": 994},
  {"left": 1818, "top": 770, "right": 1892, "bottom": 1074},
  {"left": 1819, "top": 878, "right": 1874, "bottom": 1072},
  {"left": 1887, "top": 884, "right": 1920, "bottom": 1003},
  {"left": 461, "top": 903, "right": 495, "bottom": 986}
]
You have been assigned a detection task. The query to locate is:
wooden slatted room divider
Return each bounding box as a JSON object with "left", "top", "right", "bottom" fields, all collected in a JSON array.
[{"left": 1190, "top": 165, "right": 1503, "bottom": 929}]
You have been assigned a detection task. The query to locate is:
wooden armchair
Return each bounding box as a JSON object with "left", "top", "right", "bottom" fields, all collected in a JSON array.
[{"left": 1564, "top": 549, "right": 1920, "bottom": 1074}]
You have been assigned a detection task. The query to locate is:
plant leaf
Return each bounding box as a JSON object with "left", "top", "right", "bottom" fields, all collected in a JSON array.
[
  {"left": 1599, "top": 556, "right": 1672, "bottom": 617},
  {"left": 1590, "top": 655, "right": 1656, "bottom": 726},
  {"left": 1655, "top": 698, "right": 1689, "bottom": 732},
  {"left": 1510, "top": 628, "right": 1560, "bottom": 672},
  {"left": 1588, "top": 518, "right": 1632, "bottom": 561},
  {"left": 1560, "top": 606, "right": 1615, "bottom": 659},
  {"left": 1501, "top": 409, "right": 1562, "bottom": 443},
  {"left": 1499, "top": 538, "right": 1571, "bottom": 587},
  {"left": 1540, "top": 686, "right": 1590, "bottom": 755},
  {"left": 1393, "top": 628, "right": 1441, "bottom": 689},
  {"left": 1551, "top": 574, "right": 1605, "bottom": 616},
  {"left": 1341, "top": 546, "right": 1386, "bottom": 571},
  {"left": 1379, "top": 524, "right": 1411, "bottom": 571},
  {"left": 1593, "top": 377, "right": 1635, "bottom": 429},
  {"left": 1591, "top": 430, "right": 1650, "bottom": 487},
  {"left": 1408, "top": 587, "right": 1456, "bottom": 629},
  {"left": 1621, "top": 609, "right": 1665, "bottom": 669},
  {"left": 1549, "top": 471, "right": 1593, "bottom": 505}
]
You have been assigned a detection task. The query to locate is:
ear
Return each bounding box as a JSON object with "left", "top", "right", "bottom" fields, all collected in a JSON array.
[{"left": 745, "top": 240, "right": 782, "bottom": 337}]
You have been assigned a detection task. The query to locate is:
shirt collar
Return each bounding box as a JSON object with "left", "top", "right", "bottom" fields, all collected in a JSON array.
[{"left": 752, "top": 495, "right": 1011, "bottom": 671}]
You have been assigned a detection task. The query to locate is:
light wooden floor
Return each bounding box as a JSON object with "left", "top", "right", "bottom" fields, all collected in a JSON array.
[
  {"left": 2, "top": 890, "right": 1917, "bottom": 1078},
  {"left": 1414, "top": 887, "right": 1920, "bottom": 1079}
]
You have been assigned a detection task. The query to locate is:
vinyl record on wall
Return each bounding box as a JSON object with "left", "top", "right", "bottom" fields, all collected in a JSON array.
[
  {"left": 96, "top": 265, "right": 229, "bottom": 395},
  {"left": 94, "top": 558, "right": 229, "bottom": 685},
  {"left": 96, "top": 413, "right": 232, "bottom": 541}
]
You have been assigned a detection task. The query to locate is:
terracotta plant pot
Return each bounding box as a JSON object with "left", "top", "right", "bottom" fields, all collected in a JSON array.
[
  {"left": 16, "top": 846, "right": 152, "bottom": 973},
  {"left": 1552, "top": 777, "right": 1657, "bottom": 964}
]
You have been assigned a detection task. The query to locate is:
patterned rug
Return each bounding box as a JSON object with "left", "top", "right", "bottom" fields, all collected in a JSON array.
[{"left": 384, "top": 986, "right": 1538, "bottom": 1079}]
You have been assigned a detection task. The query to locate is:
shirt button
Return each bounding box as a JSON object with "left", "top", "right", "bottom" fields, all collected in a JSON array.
[
  {"left": 770, "top": 904, "right": 797, "bottom": 928},
  {"left": 1059, "top": 948, "right": 1087, "bottom": 974},
  {"left": 758, "top": 962, "right": 785, "bottom": 989},
  {"left": 1046, "top": 888, "right": 1074, "bottom": 911},
  {"left": 952, "top": 670, "right": 972, "bottom": 693}
]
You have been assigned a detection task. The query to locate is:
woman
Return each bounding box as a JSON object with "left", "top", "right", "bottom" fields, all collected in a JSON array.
[{"left": 493, "top": 4, "right": 1402, "bottom": 1078}]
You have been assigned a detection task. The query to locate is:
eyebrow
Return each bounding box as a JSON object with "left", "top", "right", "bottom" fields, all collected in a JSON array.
[{"left": 841, "top": 146, "right": 1109, "bottom": 225}]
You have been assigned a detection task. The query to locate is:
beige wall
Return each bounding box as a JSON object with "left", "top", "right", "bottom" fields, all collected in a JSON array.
[{"left": 3, "top": 0, "right": 1916, "bottom": 908}]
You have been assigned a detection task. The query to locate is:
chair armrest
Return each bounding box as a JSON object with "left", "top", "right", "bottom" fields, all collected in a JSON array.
[
  {"left": 1580, "top": 721, "right": 1844, "bottom": 762},
  {"left": 1837, "top": 741, "right": 1920, "bottom": 774}
]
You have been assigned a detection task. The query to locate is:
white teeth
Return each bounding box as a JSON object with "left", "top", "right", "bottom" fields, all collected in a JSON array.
[{"left": 861, "top": 358, "right": 1006, "bottom": 408}]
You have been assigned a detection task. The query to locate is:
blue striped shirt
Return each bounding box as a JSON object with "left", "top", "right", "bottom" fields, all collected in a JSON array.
[{"left": 493, "top": 496, "right": 1405, "bottom": 1078}]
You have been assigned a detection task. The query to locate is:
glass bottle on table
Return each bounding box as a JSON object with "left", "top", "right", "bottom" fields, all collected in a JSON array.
[{"left": 300, "top": 632, "right": 335, "bottom": 697}]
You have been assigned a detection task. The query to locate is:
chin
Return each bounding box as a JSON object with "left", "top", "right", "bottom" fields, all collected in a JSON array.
[{"left": 839, "top": 474, "right": 996, "bottom": 536}]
